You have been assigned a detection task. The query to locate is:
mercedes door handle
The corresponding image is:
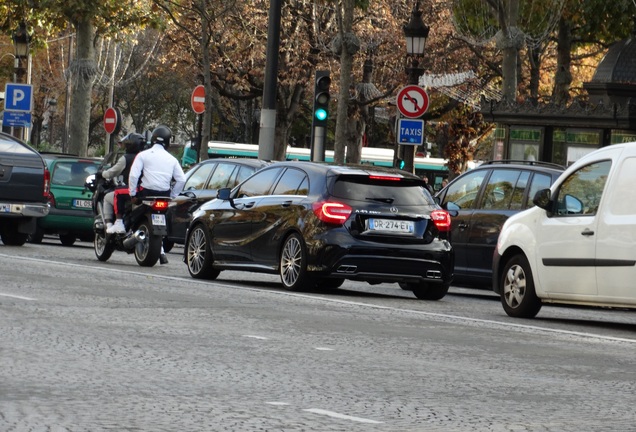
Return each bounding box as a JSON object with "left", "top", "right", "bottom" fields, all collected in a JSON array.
[
  {"left": 282, "top": 200, "right": 292, "bottom": 207},
  {"left": 581, "top": 228, "right": 595, "bottom": 236},
  {"left": 457, "top": 222, "right": 468, "bottom": 230}
]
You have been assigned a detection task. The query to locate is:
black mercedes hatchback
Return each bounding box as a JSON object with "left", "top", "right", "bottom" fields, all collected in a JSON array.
[{"left": 183, "top": 161, "right": 454, "bottom": 300}]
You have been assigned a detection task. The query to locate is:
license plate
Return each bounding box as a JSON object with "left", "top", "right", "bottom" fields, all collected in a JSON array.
[
  {"left": 73, "top": 199, "right": 92, "bottom": 209},
  {"left": 368, "top": 218, "right": 414, "bottom": 234},
  {"left": 152, "top": 214, "right": 166, "bottom": 226}
]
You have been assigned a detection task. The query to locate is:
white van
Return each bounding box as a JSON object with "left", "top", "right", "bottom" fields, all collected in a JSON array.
[{"left": 493, "top": 141, "right": 636, "bottom": 318}]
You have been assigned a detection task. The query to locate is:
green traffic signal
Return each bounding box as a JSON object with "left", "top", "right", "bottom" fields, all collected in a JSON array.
[
  {"left": 396, "top": 158, "right": 405, "bottom": 169},
  {"left": 315, "top": 108, "right": 328, "bottom": 121}
]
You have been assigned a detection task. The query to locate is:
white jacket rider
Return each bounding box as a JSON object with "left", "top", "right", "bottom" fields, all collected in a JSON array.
[{"left": 128, "top": 125, "right": 186, "bottom": 200}]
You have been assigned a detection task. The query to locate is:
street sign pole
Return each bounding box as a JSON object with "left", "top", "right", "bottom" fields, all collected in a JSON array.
[
  {"left": 191, "top": 85, "right": 206, "bottom": 163},
  {"left": 395, "top": 85, "right": 429, "bottom": 173}
]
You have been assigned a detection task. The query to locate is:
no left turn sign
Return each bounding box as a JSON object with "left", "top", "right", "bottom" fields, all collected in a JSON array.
[{"left": 396, "top": 85, "right": 429, "bottom": 118}]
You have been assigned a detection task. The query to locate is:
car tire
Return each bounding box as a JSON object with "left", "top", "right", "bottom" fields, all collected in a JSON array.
[
  {"left": 0, "top": 230, "right": 28, "bottom": 246},
  {"left": 279, "top": 233, "right": 312, "bottom": 291},
  {"left": 500, "top": 254, "right": 542, "bottom": 318},
  {"left": 134, "top": 221, "right": 162, "bottom": 267},
  {"left": 163, "top": 238, "right": 174, "bottom": 253},
  {"left": 27, "top": 227, "right": 45, "bottom": 244},
  {"left": 94, "top": 230, "right": 114, "bottom": 262},
  {"left": 410, "top": 282, "right": 449, "bottom": 300},
  {"left": 186, "top": 224, "right": 220, "bottom": 280},
  {"left": 59, "top": 234, "right": 76, "bottom": 246}
]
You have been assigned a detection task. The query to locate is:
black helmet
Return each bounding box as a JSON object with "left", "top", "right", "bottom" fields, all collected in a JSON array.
[
  {"left": 121, "top": 132, "right": 144, "bottom": 154},
  {"left": 150, "top": 125, "right": 172, "bottom": 149}
]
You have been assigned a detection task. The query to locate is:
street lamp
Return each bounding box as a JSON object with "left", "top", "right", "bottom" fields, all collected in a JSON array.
[
  {"left": 12, "top": 22, "right": 30, "bottom": 83},
  {"left": 400, "top": 2, "right": 430, "bottom": 173},
  {"left": 403, "top": 1, "right": 429, "bottom": 85}
]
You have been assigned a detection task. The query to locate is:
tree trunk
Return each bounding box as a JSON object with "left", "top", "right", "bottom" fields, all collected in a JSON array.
[
  {"left": 68, "top": 18, "right": 96, "bottom": 157},
  {"left": 498, "top": 0, "right": 520, "bottom": 102},
  {"left": 552, "top": 17, "right": 572, "bottom": 105},
  {"left": 333, "top": 0, "right": 356, "bottom": 164}
]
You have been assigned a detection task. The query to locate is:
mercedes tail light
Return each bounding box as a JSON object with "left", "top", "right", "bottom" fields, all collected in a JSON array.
[{"left": 312, "top": 201, "right": 353, "bottom": 225}]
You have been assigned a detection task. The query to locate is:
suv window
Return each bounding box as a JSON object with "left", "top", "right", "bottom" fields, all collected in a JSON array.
[
  {"left": 207, "top": 162, "right": 237, "bottom": 189},
  {"left": 184, "top": 163, "right": 216, "bottom": 191},
  {"left": 481, "top": 169, "right": 522, "bottom": 210},
  {"left": 555, "top": 160, "right": 610, "bottom": 216},
  {"left": 443, "top": 170, "right": 487, "bottom": 209},
  {"left": 332, "top": 176, "right": 432, "bottom": 206},
  {"left": 526, "top": 172, "right": 552, "bottom": 209}
]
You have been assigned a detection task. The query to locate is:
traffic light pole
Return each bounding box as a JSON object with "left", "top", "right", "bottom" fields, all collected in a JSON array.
[
  {"left": 311, "top": 126, "right": 326, "bottom": 162},
  {"left": 310, "top": 70, "right": 330, "bottom": 162}
]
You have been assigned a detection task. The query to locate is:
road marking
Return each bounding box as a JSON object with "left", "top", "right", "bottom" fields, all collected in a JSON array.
[
  {"left": 243, "top": 335, "right": 268, "bottom": 340},
  {"left": 265, "top": 401, "right": 290, "bottom": 406},
  {"left": 314, "top": 347, "right": 334, "bottom": 351},
  {"left": 2, "top": 253, "right": 635, "bottom": 345},
  {"left": 304, "top": 408, "right": 382, "bottom": 424},
  {"left": 0, "top": 293, "right": 36, "bottom": 301}
]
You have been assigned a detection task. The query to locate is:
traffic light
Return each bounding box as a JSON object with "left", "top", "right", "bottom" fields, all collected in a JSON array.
[
  {"left": 395, "top": 158, "right": 405, "bottom": 170},
  {"left": 313, "top": 70, "right": 331, "bottom": 127}
]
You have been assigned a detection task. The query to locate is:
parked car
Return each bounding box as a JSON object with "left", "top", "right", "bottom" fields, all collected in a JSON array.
[
  {"left": 493, "top": 142, "right": 636, "bottom": 318},
  {"left": 183, "top": 161, "right": 454, "bottom": 299},
  {"left": 28, "top": 153, "right": 102, "bottom": 246},
  {"left": 435, "top": 160, "right": 564, "bottom": 288},
  {"left": 0, "top": 132, "right": 50, "bottom": 246},
  {"left": 164, "top": 158, "right": 270, "bottom": 249}
]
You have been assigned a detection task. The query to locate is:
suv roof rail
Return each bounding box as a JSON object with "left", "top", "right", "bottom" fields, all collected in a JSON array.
[{"left": 480, "top": 159, "right": 565, "bottom": 170}]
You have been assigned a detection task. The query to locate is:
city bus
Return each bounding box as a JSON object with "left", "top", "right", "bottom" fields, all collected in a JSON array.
[{"left": 181, "top": 141, "right": 449, "bottom": 190}]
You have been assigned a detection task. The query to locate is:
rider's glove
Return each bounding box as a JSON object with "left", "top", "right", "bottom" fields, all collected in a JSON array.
[{"left": 94, "top": 171, "right": 103, "bottom": 180}]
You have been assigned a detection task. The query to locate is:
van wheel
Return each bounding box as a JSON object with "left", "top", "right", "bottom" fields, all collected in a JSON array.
[
  {"left": 500, "top": 254, "right": 542, "bottom": 318},
  {"left": 280, "top": 233, "right": 312, "bottom": 291},
  {"left": 186, "top": 225, "right": 220, "bottom": 279}
]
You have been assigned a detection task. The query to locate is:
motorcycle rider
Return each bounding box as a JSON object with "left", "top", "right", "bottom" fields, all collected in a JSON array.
[
  {"left": 128, "top": 125, "right": 186, "bottom": 202},
  {"left": 95, "top": 133, "right": 144, "bottom": 234}
]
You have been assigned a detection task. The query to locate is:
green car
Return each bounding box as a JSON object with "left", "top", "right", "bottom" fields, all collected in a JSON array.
[{"left": 28, "top": 153, "right": 102, "bottom": 246}]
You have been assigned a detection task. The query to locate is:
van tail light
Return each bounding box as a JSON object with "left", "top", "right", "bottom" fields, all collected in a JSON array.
[
  {"left": 43, "top": 168, "right": 51, "bottom": 197},
  {"left": 430, "top": 209, "right": 451, "bottom": 232},
  {"left": 312, "top": 201, "right": 353, "bottom": 225}
]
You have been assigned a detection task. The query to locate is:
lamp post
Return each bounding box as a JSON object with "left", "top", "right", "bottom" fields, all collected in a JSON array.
[
  {"left": 48, "top": 98, "right": 58, "bottom": 148},
  {"left": 402, "top": 2, "right": 429, "bottom": 173},
  {"left": 12, "top": 22, "right": 30, "bottom": 141},
  {"left": 12, "top": 22, "right": 29, "bottom": 83}
]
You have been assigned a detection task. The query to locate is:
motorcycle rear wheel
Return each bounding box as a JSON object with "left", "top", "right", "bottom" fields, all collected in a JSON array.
[
  {"left": 134, "top": 221, "right": 162, "bottom": 267},
  {"left": 94, "top": 230, "right": 114, "bottom": 261}
]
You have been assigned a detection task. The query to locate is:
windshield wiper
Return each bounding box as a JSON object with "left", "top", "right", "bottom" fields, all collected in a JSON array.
[{"left": 365, "top": 197, "right": 394, "bottom": 203}]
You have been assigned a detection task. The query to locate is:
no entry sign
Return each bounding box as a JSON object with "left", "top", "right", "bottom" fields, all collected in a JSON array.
[
  {"left": 103, "top": 107, "right": 121, "bottom": 135},
  {"left": 191, "top": 85, "right": 206, "bottom": 114},
  {"left": 396, "top": 85, "right": 429, "bottom": 118}
]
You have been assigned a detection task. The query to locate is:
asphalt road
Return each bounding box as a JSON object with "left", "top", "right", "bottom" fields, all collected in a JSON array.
[{"left": 1, "top": 238, "right": 635, "bottom": 432}]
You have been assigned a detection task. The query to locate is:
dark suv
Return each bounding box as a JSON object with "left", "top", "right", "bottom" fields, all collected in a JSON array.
[
  {"left": 435, "top": 160, "right": 564, "bottom": 288},
  {"left": 184, "top": 161, "right": 454, "bottom": 300}
]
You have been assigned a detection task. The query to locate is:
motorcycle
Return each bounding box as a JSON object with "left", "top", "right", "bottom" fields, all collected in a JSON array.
[{"left": 85, "top": 174, "right": 173, "bottom": 267}]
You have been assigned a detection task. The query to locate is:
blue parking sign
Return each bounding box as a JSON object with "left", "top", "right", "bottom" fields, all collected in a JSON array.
[{"left": 4, "top": 83, "right": 33, "bottom": 112}]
